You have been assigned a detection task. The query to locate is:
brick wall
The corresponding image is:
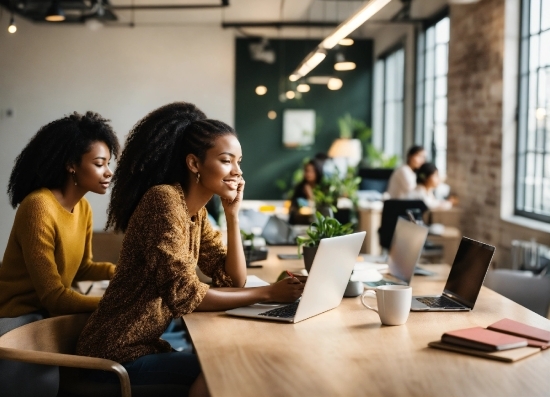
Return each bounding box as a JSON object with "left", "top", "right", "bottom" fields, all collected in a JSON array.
[{"left": 447, "top": 0, "right": 550, "bottom": 267}]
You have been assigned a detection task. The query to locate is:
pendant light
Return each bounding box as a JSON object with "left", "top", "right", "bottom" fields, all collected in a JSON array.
[
  {"left": 8, "top": 15, "right": 16, "bottom": 33},
  {"left": 289, "top": 0, "right": 391, "bottom": 81},
  {"left": 334, "top": 52, "right": 356, "bottom": 71},
  {"left": 45, "top": 1, "right": 66, "bottom": 22}
]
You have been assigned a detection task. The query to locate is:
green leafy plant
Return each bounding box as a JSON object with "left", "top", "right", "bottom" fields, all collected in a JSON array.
[
  {"left": 275, "top": 157, "right": 310, "bottom": 199},
  {"left": 365, "top": 145, "right": 400, "bottom": 169},
  {"left": 312, "top": 166, "right": 361, "bottom": 212},
  {"left": 297, "top": 211, "right": 354, "bottom": 256},
  {"left": 337, "top": 113, "right": 398, "bottom": 169},
  {"left": 240, "top": 230, "right": 255, "bottom": 250}
]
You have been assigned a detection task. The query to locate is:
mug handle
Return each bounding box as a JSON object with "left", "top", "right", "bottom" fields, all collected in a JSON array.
[{"left": 361, "top": 290, "right": 378, "bottom": 313}]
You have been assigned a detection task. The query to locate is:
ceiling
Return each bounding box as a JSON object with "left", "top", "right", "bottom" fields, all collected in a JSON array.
[{"left": 1, "top": 0, "right": 449, "bottom": 37}]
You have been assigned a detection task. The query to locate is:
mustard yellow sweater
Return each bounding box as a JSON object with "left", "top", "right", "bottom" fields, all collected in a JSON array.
[{"left": 0, "top": 188, "right": 115, "bottom": 318}]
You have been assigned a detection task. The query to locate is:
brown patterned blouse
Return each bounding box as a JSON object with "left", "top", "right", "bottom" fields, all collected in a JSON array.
[{"left": 76, "top": 184, "right": 232, "bottom": 363}]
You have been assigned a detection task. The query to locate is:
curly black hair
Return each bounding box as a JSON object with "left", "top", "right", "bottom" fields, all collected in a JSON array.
[
  {"left": 7, "top": 111, "right": 120, "bottom": 208},
  {"left": 106, "top": 102, "right": 236, "bottom": 233}
]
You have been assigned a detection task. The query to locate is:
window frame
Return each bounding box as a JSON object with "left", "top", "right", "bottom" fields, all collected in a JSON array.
[
  {"left": 372, "top": 42, "right": 406, "bottom": 158},
  {"left": 414, "top": 10, "right": 450, "bottom": 176},
  {"left": 515, "top": 0, "right": 550, "bottom": 223}
]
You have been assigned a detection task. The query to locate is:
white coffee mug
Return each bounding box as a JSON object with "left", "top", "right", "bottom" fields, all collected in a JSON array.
[{"left": 361, "top": 285, "right": 412, "bottom": 326}]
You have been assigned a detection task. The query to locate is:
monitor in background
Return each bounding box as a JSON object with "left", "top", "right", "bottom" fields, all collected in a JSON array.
[{"left": 358, "top": 168, "right": 394, "bottom": 193}]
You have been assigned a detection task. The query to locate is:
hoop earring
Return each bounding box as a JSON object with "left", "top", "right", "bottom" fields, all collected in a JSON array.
[
  {"left": 71, "top": 171, "right": 77, "bottom": 186},
  {"left": 196, "top": 173, "right": 200, "bottom": 184}
]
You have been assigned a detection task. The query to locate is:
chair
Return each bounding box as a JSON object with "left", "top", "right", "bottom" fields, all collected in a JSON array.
[
  {"left": 378, "top": 199, "right": 428, "bottom": 250},
  {"left": 0, "top": 314, "right": 189, "bottom": 397},
  {"left": 484, "top": 269, "right": 550, "bottom": 317}
]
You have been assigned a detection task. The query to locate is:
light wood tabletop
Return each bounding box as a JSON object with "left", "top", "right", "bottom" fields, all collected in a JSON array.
[{"left": 184, "top": 246, "right": 550, "bottom": 397}]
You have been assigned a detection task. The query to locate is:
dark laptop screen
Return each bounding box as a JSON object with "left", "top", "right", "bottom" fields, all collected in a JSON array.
[{"left": 443, "top": 237, "right": 495, "bottom": 308}]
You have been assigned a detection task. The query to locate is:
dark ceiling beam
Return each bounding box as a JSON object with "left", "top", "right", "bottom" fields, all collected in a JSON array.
[
  {"left": 106, "top": 1, "right": 229, "bottom": 11},
  {"left": 222, "top": 21, "right": 339, "bottom": 29}
]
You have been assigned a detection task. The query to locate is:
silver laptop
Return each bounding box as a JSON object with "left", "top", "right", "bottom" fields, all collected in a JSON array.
[
  {"left": 411, "top": 237, "right": 495, "bottom": 311},
  {"left": 226, "top": 232, "right": 366, "bottom": 323},
  {"left": 364, "top": 217, "right": 429, "bottom": 288}
]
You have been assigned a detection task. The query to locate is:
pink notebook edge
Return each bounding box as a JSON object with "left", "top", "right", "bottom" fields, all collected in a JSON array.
[
  {"left": 428, "top": 341, "right": 541, "bottom": 363},
  {"left": 443, "top": 326, "right": 529, "bottom": 348},
  {"left": 487, "top": 318, "right": 550, "bottom": 343}
]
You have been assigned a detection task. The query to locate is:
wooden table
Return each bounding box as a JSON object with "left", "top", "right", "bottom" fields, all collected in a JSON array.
[{"left": 184, "top": 246, "right": 550, "bottom": 397}]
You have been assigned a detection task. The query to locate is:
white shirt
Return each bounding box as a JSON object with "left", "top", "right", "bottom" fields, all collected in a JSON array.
[
  {"left": 408, "top": 185, "right": 452, "bottom": 210},
  {"left": 385, "top": 165, "right": 416, "bottom": 199}
]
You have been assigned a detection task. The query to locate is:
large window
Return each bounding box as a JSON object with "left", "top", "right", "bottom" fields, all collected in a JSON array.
[
  {"left": 372, "top": 46, "right": 405, "bottom": 158},
  {"left": 415, "top": 16, "right": 449, "bottom": 176},
  {"left": 516, "top": 0, "right": 550, "bottom": 222}
]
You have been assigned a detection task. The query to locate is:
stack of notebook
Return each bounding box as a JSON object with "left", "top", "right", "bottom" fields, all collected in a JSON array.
[{"left": 429, "top": 318, "right": 550, "bottom": 362}]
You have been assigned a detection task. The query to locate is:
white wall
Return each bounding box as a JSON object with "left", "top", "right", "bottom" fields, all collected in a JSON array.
[{"left": 0, "top": 16, "right": 235, "bottom": 254}]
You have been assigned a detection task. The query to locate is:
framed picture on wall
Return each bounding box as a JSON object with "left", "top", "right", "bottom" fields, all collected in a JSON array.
[{"left": 282, "top": 109, "right": 315, "bottom": 148}]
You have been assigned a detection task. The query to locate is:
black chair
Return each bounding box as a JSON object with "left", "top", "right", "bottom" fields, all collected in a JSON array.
[{"left": 378, "top": 200, "right": 428, "bottom": 250}]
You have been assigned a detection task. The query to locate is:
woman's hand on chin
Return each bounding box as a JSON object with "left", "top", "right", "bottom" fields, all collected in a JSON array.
[{"left": 221, "top": 177, "right": 245, "bottom": 217}]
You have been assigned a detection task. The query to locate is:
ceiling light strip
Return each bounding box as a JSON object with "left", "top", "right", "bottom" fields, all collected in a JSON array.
[
  {"left": 320, "top": 0, "right": 392, "bottom": 50},
  {"left": 289, "top": 0, "right": 391, "bottom": 80}
]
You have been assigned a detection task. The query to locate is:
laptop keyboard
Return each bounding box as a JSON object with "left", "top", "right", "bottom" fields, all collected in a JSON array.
[
  {"left": 416, "top": 296, "right": 465, "bottom": 309},
  {"left": 258, "top": 302, "right": 299, "bottom": 318}
]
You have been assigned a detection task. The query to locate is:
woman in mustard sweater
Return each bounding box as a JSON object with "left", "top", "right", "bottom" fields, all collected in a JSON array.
[
  {"left": 0, "top": 111, "right": 120, "bottom": 321},
  {"left": 77, "top": 102, "right": 304, "bottom": 397},
  {"left": 0, "top": 112, "right": 120, "bottom": 396}
]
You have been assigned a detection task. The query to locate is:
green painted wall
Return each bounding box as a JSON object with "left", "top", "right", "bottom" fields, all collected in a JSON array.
[{"left": 235, "top": 38, "right": 373, "bottom": 200}]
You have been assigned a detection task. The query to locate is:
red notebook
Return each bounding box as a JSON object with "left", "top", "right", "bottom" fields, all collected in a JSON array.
[
  {"left": 487, "top": 318, "right": 550, "bottom": 349},
  {"left": 441, "top": 327, "right": 528, "bottom": 352}
]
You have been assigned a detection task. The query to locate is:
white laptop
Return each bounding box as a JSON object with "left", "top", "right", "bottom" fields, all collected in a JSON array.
[
  {"left": 364, "top": 217, "right": 429, "bottom": 288},
  {"left": 226, "top": 232, "right": 366, "bottom": 323},
  {"left": 411, "top": 237, "right": 495, "bottom": 311}
]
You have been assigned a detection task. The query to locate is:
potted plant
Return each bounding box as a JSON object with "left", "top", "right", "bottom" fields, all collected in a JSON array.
[
  {"left": 297, "top": 212, "right": 354, "bottom": 272},
  {"left": 241, "top": 230, "right": 268, "bottom": 268},
  {"left": 312, "top": 166, "right": 361, "bottom": 224}
]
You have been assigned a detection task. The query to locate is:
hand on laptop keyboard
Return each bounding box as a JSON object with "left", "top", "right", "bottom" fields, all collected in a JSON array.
[{"left": 265, "top": 277, "right": 304, "bottom": 303}]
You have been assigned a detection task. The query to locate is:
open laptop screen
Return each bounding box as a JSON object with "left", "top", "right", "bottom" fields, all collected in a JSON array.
[{"left": 443, "top": 237, "right": 495, "bottom": 308}]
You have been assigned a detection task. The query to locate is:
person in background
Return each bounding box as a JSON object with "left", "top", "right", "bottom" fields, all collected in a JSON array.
[
  {"left": 289, "top": 158, "right": 324, "bottom": 225},
  {"left": 385, "top": 145, "right": 426, "bottom": 199},
  {"left": 408, "top": 162, "right": 454, "bottom": 210},
  {"left": 76, "top": 102, "right": 304, "bottom": 397},
  {"left": 0, "top": 111, "right": 120, "bottom": 396}
]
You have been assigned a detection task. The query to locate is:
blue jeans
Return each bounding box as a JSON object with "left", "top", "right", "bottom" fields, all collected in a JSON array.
[
  {"left": 123, "top": 351, "right": 201, "bottom": 386},
  {"left": 89, "top": 351, "right": 201, "bottom": 387}
]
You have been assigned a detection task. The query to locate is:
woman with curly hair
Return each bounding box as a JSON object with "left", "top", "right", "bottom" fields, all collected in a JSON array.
[
  {"left": 76, "top": 102, "right": 304, "bottom": 397},
  {"left": 0, "top": 111, "right": 120, "bottom": 396}
]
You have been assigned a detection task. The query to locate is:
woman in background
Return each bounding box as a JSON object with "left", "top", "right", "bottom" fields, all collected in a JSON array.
[
  {"left": 408, "top": 162, "right": 453, "bottom": 210},
  {"left": 77, "top": 102, "right": 304, "bottom": 397},
  {"left": 385, "top": 145, "right": 426, "bottom": 199},
  {"left": 289, "top": 158, "right": 324, "bottom": 224},
  {"left": 0, "top": 111, "right": 119, "bottom": 396}
]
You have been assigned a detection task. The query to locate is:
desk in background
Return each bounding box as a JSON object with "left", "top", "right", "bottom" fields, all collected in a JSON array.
[
  {"left": 184, "top": 246, "right": 550, "bottom": 397},
  {"left": 357, "top": 204, "right": 463, "bottom": 264}
]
